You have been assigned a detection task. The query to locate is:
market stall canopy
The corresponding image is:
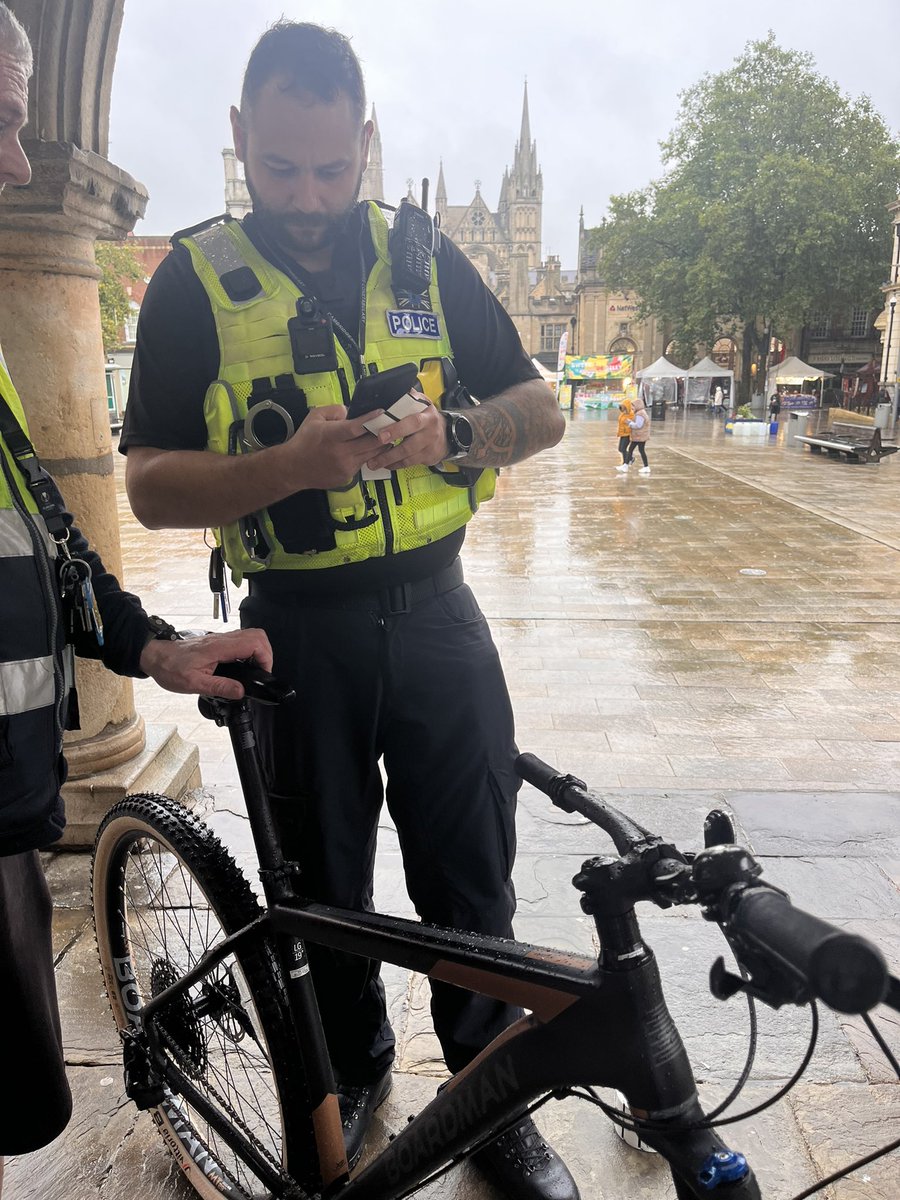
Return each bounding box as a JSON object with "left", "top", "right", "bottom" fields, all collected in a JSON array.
[
  {"left": 685, "top": 356, "right": 734, "bottom": 407},
  {"left": 635, "top": 356, "right": 684, "bottom": 378},
  {"left": 686, "top": 356, "right": 731, "bottom": 377},
  {"left": 767, "top": 356, "right": 833, "bottom": 385}
]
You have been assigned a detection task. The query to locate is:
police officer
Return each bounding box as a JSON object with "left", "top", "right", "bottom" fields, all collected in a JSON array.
[
  {"left": 0, "top": 9, "right": 272, "bottom": 1190},
  {"left": 122, "top": 22, "right": 575, "bottom": 1199}
]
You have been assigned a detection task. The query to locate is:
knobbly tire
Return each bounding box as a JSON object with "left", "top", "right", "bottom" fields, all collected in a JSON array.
[{"left": 92, "top": 794, "right": 321, "bottom": 1199}]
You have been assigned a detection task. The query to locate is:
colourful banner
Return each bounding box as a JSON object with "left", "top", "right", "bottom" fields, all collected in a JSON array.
[{"left": 564, "top": 354, "right": 633, "bottom": 380}]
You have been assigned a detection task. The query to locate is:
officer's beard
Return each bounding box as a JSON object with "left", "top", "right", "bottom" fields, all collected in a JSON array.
[{"left": 245, "top": 166, "right": 364, "bottom": 263}]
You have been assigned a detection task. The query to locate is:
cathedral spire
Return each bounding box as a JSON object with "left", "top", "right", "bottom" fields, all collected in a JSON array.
[
  {"left": 360, "top": 102, "right": 383, "bottom": 201},
  {"left": 435, "top": 159, "right": 447, "bottom": 220},
  {"left": 511, "top": 79, "right": 539, "bottom": 197},
  {"left": 519, "top": 80, "right": 531, "bottom": 156}
]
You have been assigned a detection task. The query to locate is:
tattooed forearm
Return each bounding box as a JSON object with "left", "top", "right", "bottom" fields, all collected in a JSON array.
[{"left": 466, "top": 380, "right": 566, "bottom": 466}]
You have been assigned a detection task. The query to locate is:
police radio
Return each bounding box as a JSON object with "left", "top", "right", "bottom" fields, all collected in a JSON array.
[{"left": 390, "top": 198, "right": 434, "bottom": 297}]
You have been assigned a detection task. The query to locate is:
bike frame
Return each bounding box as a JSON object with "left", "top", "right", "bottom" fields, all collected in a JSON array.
[{"left": 138, "top": 697, "right": 760, "bottom": 1200}]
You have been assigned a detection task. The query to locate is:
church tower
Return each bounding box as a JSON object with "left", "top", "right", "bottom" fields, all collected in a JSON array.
[
  {"left": 435, "top": 160, "right": 448, "bottom": 223},
  {"left": 360, "top": 104, "right": 384, "bottom": 201},
  {"left": 502, "top": 82, "right": 542, "bottom": 270}
]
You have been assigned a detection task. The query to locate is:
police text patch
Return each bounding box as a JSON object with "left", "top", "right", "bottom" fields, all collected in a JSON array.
[{"left": 386, "top": 310, "right": 442, "bottom": 339}]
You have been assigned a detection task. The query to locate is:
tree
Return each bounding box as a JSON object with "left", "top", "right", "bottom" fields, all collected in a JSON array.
[
  {"left": 592, "top": 34, "right": 900, "bottom": 399},
  {"left": 96, "top": 241, "right": 143, "bottom": 355}
]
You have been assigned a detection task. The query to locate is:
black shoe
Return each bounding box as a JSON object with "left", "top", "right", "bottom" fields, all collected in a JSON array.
[
  {"left": 473, "top": 1116, "right": 580, "bottom": 1200},
  {"left": 338, "top": 1068, "right": 393, "bottom": 1169}
]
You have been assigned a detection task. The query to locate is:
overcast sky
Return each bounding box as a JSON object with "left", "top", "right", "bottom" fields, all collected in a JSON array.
[{"left": 110, "top": 0, "right": 900, "bottom": 267}]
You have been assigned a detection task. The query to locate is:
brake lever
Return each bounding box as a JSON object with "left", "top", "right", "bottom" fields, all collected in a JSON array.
[{"left": 710, "top": 948, "right": 811, "bottom": 1010}]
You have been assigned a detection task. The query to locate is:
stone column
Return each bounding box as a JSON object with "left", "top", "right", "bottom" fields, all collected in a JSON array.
[{"left": 0, "top": 143, "right": 199, "bottom": 844}]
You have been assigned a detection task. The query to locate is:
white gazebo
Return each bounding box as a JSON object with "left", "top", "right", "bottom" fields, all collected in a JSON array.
[
  {"left": 765, "top": 356, "right": 832, "bottom": 397},
  {"left": 635, "top": 356, "right": 684, "bottom": 411},
  {"left": 684, "top": 355, "right": 735, "bottom": 408}
]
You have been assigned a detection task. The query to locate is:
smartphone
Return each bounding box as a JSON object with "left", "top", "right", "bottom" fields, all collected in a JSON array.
[{"left": 347, "top": 362, "right": 420, "bottom": 419}]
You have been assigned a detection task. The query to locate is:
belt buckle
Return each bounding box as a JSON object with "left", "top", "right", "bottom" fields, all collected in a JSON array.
[{"left": 381, "top": 582, "right": 412, "bottom": 615}]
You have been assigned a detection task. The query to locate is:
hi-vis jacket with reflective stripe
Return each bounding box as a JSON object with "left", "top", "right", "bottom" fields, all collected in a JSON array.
[
  {"left": 0, "top": 362, "right": 155, "bottom": 857},
  {"left": 0, "top": 359, "right": 69, "bottom": 854},
  {"left": 179, "top": 203, "right": 496, "bottom": 581}
]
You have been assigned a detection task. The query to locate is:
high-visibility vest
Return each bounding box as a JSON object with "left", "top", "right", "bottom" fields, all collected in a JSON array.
[
  {"left": 179, "top": 203, "right": 495, "bottom": 580},
  {"left": 0, "top": 358, "right": 67, "bottom": 854}
]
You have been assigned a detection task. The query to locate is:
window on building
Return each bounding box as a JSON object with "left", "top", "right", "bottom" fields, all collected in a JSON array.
[
  {"left": 618, "top": 322, "right": 630, "bottom": 337},
  {"left": 808, "top": 312, "right": 831, "bottom": 339},
  {"left": 849, "top": 306, "right": 870, "bottom": 338},
  {"left": 540, "top": 323, "right": 566, "bottom": 352},
  {"left": 711, "top": 337, "right": 737, "bottom": 371},
  {"left": 123, "top": 302, "right": 140, "bottom": 344}
]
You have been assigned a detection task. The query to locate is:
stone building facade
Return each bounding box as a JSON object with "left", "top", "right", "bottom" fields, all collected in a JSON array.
[
  {"left": 878, "top": 196, "right": 900, "bottom": 408},
  {"left": 574, "top": 213, "right": 665, "bottom": 375}
]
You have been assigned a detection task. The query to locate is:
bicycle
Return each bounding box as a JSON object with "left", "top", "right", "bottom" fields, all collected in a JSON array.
[{"left": 91, "top": 663, "right": 900, "bottom": 1200}]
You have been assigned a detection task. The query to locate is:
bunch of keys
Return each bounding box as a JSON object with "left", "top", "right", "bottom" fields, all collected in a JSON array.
[
  {"left": 58, "top": 554, "right": 105, "bottom": 646},
  {"left": 208, "top": 545, "right": 230, "bottom": 623}
]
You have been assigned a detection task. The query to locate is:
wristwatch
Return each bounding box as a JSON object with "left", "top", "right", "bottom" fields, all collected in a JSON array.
[{"left": 442, "top": 410, "right": 474, "bottom": 460}]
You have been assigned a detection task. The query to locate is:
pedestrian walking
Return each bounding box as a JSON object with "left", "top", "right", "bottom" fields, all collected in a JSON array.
[
  {"left": 121, "top": 20, "right": 576, "bottom": 1197},
  {"left": 615, "top": 398, "right": 651, "bottom": 474},
  {"left": 616, "top": 398, "right": 635, "bottom": 463}
]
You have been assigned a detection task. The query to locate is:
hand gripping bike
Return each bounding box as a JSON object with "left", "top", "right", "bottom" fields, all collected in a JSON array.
[{"left": 91, "top": 664, "right": 900, "bottom": 1200}]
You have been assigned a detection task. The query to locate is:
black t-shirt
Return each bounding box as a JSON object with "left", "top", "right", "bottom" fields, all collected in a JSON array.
[{"left": 121, "top": 205, "right": 539, "bottom": 594}]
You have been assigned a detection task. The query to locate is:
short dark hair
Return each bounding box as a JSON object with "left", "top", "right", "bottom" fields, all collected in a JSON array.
[{"left": 240, "top": 21, "right": 366, "bottom": 124}]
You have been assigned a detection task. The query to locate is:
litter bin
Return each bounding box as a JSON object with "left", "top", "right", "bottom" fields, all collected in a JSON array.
[
  {"left": 650, "top": 398, "right": 666, "bottom": 422},
  {"left": 875, "top": 402, "right": 891, "bottom": 430},
  {"left": 786, "top": 411, "right": 811, "bottom": 447}
]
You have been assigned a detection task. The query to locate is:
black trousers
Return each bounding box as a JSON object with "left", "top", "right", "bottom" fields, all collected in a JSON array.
[
  {"left": 617, "top": 434, "right": 631, "bottom": 462},
  {"left": 241, "top": 571, "right": 522, "bottom": 1082},
  {"left": 625, "top": 441, "right": 649, "bottom": 466},
  {"left": 0, "top": 850, "right": 72, "bottom": 1154}
]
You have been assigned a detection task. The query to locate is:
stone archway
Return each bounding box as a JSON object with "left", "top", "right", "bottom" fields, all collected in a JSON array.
[{"left": 0, "top": 1, "right": 199, "bottom": 843}]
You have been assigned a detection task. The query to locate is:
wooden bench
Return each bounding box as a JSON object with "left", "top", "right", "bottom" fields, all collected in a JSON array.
[{"left": 795, "top": 427, "right": 899, "bottom": 464}]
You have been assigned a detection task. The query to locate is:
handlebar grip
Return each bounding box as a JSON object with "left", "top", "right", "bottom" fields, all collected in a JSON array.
[
  {"left": 730, "top": 886, "right": 889, "bottom": 1014},
  {"left": 515, "top": 753, "right": 562, "bottom": 795}
]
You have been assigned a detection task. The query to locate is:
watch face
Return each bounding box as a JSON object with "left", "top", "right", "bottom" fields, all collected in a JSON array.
[{"left": 453, "top": 413, "right": 474, "bottom": 451}]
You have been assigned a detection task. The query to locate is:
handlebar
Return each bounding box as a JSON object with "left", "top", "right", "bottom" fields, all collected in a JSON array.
[
  {"left": 517, "top": 751, "right": 896, "bottom": 1017},
  {"left": 516, "top": 752, "right": 653, "bottom": 855}
]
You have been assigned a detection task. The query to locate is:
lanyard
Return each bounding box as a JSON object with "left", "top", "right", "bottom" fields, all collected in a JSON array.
[{"left": 0, "top": 389, "right": 68, "bottom": 539}]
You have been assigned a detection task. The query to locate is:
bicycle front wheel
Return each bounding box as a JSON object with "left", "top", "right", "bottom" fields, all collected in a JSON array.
[{"left": 92, "top": 794, "right": 319, "bottom": 1199}]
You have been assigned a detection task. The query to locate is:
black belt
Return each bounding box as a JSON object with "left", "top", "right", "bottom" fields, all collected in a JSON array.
[{"left": 248, "top": 558, "right": 464, "bottom": 615}]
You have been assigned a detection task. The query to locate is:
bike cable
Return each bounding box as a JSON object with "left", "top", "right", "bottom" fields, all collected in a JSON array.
[
  {"left": 569, "top": 999, "right": 900, "bottom": 1200},
  {"left": 862, "top": 1010, "right": 900, "bottom": 1080},
  {"left": 701, "top": 955, "right": 759, "bottom": 1123},
  {"left": 566, "top": 1000, "right": 819, "bottom": 1137},
  {"left": 785, "top": 1133, "right": 900, "bottom": 1200}
]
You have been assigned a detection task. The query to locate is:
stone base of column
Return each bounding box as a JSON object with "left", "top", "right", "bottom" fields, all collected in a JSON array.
[{"left": 60, "top": 723, "right": 202, "bottom": 848}]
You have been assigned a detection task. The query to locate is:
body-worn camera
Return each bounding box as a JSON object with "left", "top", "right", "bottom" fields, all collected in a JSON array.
[{"left": 288, "top": 297, "right": 340, "bottom": 375}]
